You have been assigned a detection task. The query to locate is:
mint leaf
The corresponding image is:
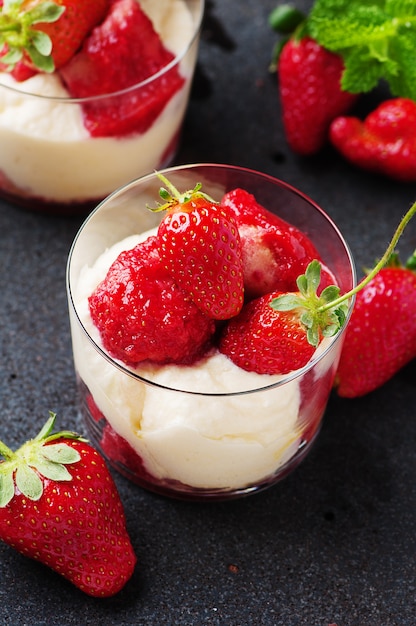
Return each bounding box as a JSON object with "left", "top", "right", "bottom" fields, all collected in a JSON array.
[
  {"left": 387, "top": 0, "right": 416, "bottom": 17},
  {"left": 308, "top": 0, "right": 416, "bottom": 99},
  {"left": 340, "top": 48, "right": 398, "bottom": 94},
  {"left": 388, "top": 32, "right": 416, "bottom": 98}
]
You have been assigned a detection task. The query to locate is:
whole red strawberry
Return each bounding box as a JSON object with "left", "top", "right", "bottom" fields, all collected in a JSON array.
[
  {"left": 154, "top": 175, "right": 244, "bottom": 320},
  {"left": 330, "top": 98, "right": 416, "bottom": 182},
  {"left": 0, "top": 413, "right": 136, "bottom": 597},
  {"left": 278, "top": 36, "right": 358, "bottom": 155},
  {"left": 335, "top": 253, "right": 416, "bottom": 397},
  {"left": 89, "top": 235, "right": 215, "bottom": 366},
  {"left": 220, "top": 289, "right": 316, "bottom": 374},
  {"left": 0, "top": 0, "right": 110, "bottom": 75},
  {"left": 60, "top": 0, "right": 184, "bottom": 137},
  {"left": 220, "top": 260, "right": 347, "bottom": 375},
  {"left": 221, "top": 187, "right": 336, "bottom": 299}
]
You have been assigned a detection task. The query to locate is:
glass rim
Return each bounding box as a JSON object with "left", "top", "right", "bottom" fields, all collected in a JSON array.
[
  {"left": 0, "top": 0, "right": 205, "bottom": 104},
  {"left": 66, "top": 162, "right": 357, "bottom": 397}
]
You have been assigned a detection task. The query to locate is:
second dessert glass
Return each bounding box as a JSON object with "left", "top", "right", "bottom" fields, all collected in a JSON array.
[
  {"left": 67, "top": 164, "right": 356, "bottom": 501},
  {"left": 0, "top": 0, "right": 204, "bottom": 215}
]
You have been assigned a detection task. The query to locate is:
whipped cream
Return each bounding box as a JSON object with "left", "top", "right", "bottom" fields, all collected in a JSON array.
[
  {"left": 71, "top": 233, "right": 305, "bottom": 490},
  {"left": 0, "top": 0, "right": 199, "bottom": 203}
]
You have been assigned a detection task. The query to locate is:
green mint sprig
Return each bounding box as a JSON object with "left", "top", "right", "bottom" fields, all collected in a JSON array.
[{"left": 308, "top": 0, "right": 416, "bottom": 99}]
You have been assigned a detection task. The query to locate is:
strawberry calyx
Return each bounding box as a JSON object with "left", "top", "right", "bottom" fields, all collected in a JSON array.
[
  {"left": 0, "top": 411, "right": 86, "bottom": 507},
  {"left": 268, "top": 4, "right": 308, "bottom": 71},
  {"left": 271, "top": 259, "right": 348, "bottom": 347},
  {"left": 363, "top": 249, "right": 416, "bottom": 275},
  {"left": 0, "top": 0, "right": 64, "bottom": 73},
  {"left": 405, "top": 250, "right": 416, "bottom": 271},
  {"left": 272, "top": 200, "right": 416, "bottom": 347},
  {"left": 149, "top": 173, "right": 217, "bottom": 214},
  {"left": 269, "top": 4, "right": 305, "bottom": 34}
]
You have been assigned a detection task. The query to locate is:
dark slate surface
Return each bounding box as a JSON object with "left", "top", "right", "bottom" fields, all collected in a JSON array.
[{"left": 1, "top": 1, "right": 416, "bottom": 624}]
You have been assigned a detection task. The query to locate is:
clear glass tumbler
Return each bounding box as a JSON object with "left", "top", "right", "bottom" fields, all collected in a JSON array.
[
  {"left": 0, "top": 0, "right": 204, "bottom": 215},
  {"left": 67, "top": 164, "right": 356, "bottom": 501}
]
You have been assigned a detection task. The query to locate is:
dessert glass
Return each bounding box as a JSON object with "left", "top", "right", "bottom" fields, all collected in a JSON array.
[
  {"left": 67, "top": 164, "right": 356, "bottom": 501},
  {"left": 0, "top": 0, "right": 204, "bottom": 216}
]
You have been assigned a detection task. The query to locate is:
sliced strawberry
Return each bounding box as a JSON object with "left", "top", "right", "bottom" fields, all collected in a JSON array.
[
  {"left": 88, "top": 236, "right": 216, "bottom": 366},
  {"left": 60, "top": 0, "right": 184, "bottom": 137},
  {"left": 221, "top": 187, "right": 331, "bottom": 299},
  {"left": 86, "top": 391, "right": 106, "bottom": 423},
  {"left": 101, "top": 422, "right": 155, "bottom": 482}
]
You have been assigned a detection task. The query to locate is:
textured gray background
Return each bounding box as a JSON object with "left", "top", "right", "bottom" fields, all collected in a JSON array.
[{"left": 1, "top": 1, "right": 415, "bottom": 624}]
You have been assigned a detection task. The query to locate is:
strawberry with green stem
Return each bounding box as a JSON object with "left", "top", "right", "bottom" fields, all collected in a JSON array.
[
  {"left": 152, "top": 174, "right": 245, "bottom": 321},
  {"left": 335, "top": 249, "right": 416, "bottom": 397},
  {"left": 269, "top": 4, "right": 358, "bottom": 155},
  {"left": 0, "top": 412, "right": 136, "bottom": 597},
  {"left": 221, "top": 200, "right": 416, "bottom": 376},
  {"left": 0, "top": 0, "right": 110, "bottom": 74}
]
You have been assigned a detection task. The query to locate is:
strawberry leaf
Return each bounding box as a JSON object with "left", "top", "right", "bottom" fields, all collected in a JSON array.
[
  {"left": 271, "top": 260, "right": 349, "bottom": 347},
  {"left": 15, "top": 463, "right": 43, "bottom": 501},
  {"left": 269, "top": 4, "right": 305, "bottom": 34},
  {"left": 297, "top": 259, "right": 321, "bottom": 296},
  {"left": 271, "top": 293, "right": 305, "bottom": 310},
  {"left": 31, "top": 29, "right": 52, "bottom": 56},
  {"left": 41, "top": 443, "right": 80, "bottom": 464},
  {"left": 0, "top": 472, "right": 14, "bottom": 508},
  {"left": 25, "top": 42, "right": 54, "bottom": 72},
  {"left": 0, "top": 413, "right": 85, "bottom": 504},
  {"left": 31, "top": 457, "right": 72, "bottom": 482},
  {"left": 334, "top": 305, "right": 347, "bottom": 328},
  {"left": 319, "top": 284, "right": 341, "bottom": 303},
  {"left": 405, "top": 250, "right": 416, "bottom": 270},
  {"left": 0, "top": 48, "right": 22, "bottom": 65},
  {"left": 24, "top": 1, "right": 65, "bottom": 25},
  {"left": 148, "top": 175, "right": 215, "bottom": 213},
  {"left": 0, "top": 0, "right": 64, "bottom": 72},
  {"left": 306, "top": 325, "right": 319, "bottom": 347}
]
